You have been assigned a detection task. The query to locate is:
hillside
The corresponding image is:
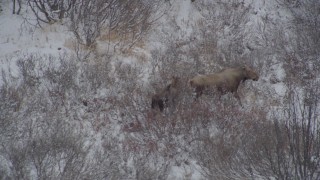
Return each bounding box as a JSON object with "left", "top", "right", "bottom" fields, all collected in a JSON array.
[{"left": 1, "top": 0, "right": 320, "bottom": 179}]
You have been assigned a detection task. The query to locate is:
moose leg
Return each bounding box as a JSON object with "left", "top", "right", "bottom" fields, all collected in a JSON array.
[
  {"left": 233, "top": 91, "right": 243, "bottom": 107},
  {"left": 216, "top": 87, "right": 224, "bottom": 101}
]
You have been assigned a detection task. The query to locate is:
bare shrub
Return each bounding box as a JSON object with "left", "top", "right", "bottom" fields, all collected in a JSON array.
[
  {"left": 69, "top": 0, "right": 106, "bottom": 47},
  {"left": 27, "top": 0, "right": 75, "bottom": 25},
  {"left": 0, "top": 53, "right": 124, "bottom": 179},
  {"left": 2, "top": 115, "right": 95, "bottom": 179},
  {"left": 276, "top": 0, "right": 320, "bottom": 85},
  {"left": 193, "top": 1, "right": 251, "bottom": 65},
  {"left": 70, "top": 0, "right": 163, "bottom": 49},
  {"left": 280, "top": 85, "right": 320, "bottom": 179},
  {"left": 191, "top": 82, "right": 320, "bottom": 179},
  {"left": 16, "top": 54, "right": 42, "bottom": 89},
  {"left": 0, "top": 79, "right": 23, "bottom": 133},
  {"left": 266, "top": 5, "right": 320, "bottom": 178},
  {"left": 190, "top": 104, "right": 267, "bottom": 179},
  {"left": 245, "top": 84, "right": 320, "bottom": 179},
  {"left": 12, "top": 0, "right": 22, "bottom": 14}
]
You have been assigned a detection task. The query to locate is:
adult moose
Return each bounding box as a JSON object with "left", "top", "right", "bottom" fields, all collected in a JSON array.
[
  {"left": 151, "top": 76, "right": 180, "bottom": 112},
  {"left": 189, "top": 65, "right": 259, "bottom": 106}
]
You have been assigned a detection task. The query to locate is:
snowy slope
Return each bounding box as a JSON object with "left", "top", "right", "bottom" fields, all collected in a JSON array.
[
  {"left": 0, "top": 1, "right": 74, "bottom": 88},
  {"left": 0, "top": 0, "right": 296, "bottom": 179}
]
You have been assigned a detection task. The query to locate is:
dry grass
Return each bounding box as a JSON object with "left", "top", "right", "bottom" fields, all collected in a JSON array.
[
  {"left": 99, "top": 29, "right": 146, "bottom": 47},
  {"left": 64, "top": 38, "right": 97, "bottom": 52}
]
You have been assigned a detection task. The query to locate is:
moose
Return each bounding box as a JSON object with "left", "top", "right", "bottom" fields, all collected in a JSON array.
[
  {"left": 189, "top": 65, "right": 259, "bottom": 106},
  {"left": 151, "top": 76, "right": 180, "bottom": 112}
]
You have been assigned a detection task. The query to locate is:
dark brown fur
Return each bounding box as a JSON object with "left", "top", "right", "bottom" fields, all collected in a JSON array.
[
  {"left": 189, "top": 66, "right": 259, "bottom": 106},
  {"left": 151, "top": 77, "right": 179, "bottom": 112}
]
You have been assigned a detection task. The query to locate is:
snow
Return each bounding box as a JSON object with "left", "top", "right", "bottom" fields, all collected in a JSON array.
[
  {"left": 174, "top": 0, "right": 199, "bottom": 38},
  {"left": 0, "top": 2, "right": 74, "bottom": 87},
  {"left": 168, "top": 160, "right": 203, "bottom": 180},
  {"left": 272, "top": 82, "right": 286, "bottom": 96},
  {"left": 0, "top": 9, "right": 71, "bottom": 58},
  {"left": 0, "top": 0, "right": 297, "bottom": 179}
]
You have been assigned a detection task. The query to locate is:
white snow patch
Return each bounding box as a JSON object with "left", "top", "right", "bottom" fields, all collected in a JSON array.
[
  {"left": 168, "top": 160, "right": 204, "bottom": 180},
  {"left": 272, "top": 82, "right": 286, "bottom": 97},
  {"left": 0, "top": 2, "right": 74, "bottom": 86}
]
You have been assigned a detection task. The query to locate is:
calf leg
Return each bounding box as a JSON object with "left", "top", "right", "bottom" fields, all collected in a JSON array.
[
  {"left": 195, "top": 86, "right": 204, "bottom": 98},
  {"left": 151, "top": 97, "right": 165, "bottom": 112},
  {"left": 151, "top": 98, "right": 157, "bottom": 109},
  {"left": 158, "top": 100, "right": 165, "bottom": 112}
]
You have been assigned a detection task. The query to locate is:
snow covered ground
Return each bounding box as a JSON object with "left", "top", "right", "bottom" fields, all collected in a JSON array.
[
  {"left": 0, "top": 1, "right": 74, "bottom": 88},
  {"left": 3, "top": 0, "right": 318, "bottom": 179}
]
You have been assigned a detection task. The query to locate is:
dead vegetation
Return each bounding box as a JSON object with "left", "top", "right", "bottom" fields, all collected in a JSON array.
[{"left": 1, "top": 0, "right": 320, "bottom": 179}]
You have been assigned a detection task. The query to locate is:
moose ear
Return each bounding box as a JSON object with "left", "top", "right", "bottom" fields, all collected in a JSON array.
[{"left": 242, "top": 65, "right": 249, "bottom": 70}]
